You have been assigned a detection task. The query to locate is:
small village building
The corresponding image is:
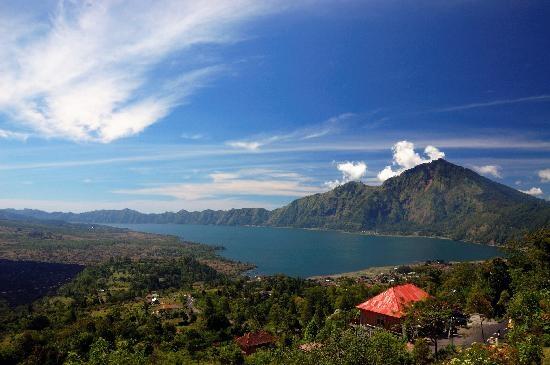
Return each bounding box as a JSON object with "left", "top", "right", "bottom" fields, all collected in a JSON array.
[
  {"left": 356, "top": 283, "right": 429, "bottom": 331},
  {"left": 235, "top": 330, "right": 275, "bottom": 355},
  {"left": 154, "top": 303, "right": 183, "bottom": 316},
  {"left": 145, "top": 293, "right": 159, "bottom": 305}
]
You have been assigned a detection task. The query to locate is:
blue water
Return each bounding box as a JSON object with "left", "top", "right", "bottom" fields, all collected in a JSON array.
[{"left": 110, "top": 224, "right": 502, "bottom": 277}]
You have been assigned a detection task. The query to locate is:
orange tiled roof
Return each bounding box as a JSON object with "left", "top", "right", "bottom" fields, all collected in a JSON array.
[
  {"left": 235, "top": 331, "right": 275, "bottom": 348},
  {"left": 356, "top": 283, "right": 429, "bottom": 318}
]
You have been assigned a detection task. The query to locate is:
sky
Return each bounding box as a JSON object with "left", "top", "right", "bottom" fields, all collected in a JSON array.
[{"left": 0, "top": 0, "right": 549, "bottom": 213}]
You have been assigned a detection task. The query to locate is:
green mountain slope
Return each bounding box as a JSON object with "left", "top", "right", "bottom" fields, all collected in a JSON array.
[
  {"left": 268, "top": 159, "right": 550, "bottom": 243},
  {"left": 3, "top": 159, "right": 549, "bottom": 244}
]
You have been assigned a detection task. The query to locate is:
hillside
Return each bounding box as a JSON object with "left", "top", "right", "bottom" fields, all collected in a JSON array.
[
  {"left": 268, "top": 159, "right": 550, "bottom": 243},
  {"left": 3, "top": 159, "right": 549, "bottom": 244}
]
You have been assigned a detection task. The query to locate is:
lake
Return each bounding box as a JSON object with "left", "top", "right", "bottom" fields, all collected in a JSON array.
[{"left": 110, "top": 224, "right": 503, "bottom": 277}]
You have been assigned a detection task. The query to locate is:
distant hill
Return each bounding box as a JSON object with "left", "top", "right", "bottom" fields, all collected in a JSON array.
[
  {"left": 3, "top": 207, "right": 271, "bottom": 226},
  {"left": 3, "top": 159, "right": 549, "bottom": 244}
]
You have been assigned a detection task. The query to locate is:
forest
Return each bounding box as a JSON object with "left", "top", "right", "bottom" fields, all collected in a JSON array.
[{"left": 0, "top": 228, "right": 548, "bottom": 364}]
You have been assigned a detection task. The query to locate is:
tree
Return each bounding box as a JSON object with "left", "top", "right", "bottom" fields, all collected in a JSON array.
[
  {"left": 466, "top": 287, "right": 493, "bottom": 342},
  {"left": 506, "top": 229, "right": 550, "bottom": 292},
  {"left": 411, "top": 338, "right": 431, "bottom": 365},
  {"left": 404, "top": 297, "right": 452, "bottom": 359},
  {"left": 202, "top": 295, "right": 229, "bottom": 331},
  {"left": 87, "top": 337, "right": 109, "bottom": 365},
  {"left": 216, "top": 342, "right": 244, "bottom": 365},
  {"left": 365, "top": 330, "right": 410, "bottom": 365},
  {"left": 303, "top": 313, "right": 322, "bottom": 342},
  {"left": 506, "top": 290, "right": 548, "bottom": 365},
  {"left": 479, "top": 258, "right": 511, "bottom": 315}
]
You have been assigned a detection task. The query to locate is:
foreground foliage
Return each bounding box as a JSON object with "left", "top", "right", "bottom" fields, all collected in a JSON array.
[{"left": 0, "top": 228, "right": 548, "bottom": 364}]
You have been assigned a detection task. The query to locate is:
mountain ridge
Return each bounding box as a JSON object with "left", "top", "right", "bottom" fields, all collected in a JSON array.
[{"left": 3, "top": 159, "right": 549, "bottom": 244}]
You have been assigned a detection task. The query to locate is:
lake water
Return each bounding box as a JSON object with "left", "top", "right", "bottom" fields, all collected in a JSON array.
[{"left": 110, "top": 224, "right": 502, "bottom": 277}]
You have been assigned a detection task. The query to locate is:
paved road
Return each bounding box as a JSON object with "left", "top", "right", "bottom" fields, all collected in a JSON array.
[{"left": 437, "top": 315, "right": 508, "bottom": 349}]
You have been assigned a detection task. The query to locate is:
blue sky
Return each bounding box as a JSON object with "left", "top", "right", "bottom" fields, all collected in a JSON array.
[{"left": 0, "top": 0, "right": 549, "bottom": 212}]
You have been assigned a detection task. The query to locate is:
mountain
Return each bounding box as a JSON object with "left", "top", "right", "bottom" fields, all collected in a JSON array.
[
  {"left": 4, "top": 207, "right": 271, "bottom": 226},
  {"left": 3, "top": 159, "right": 549, "bottom": 244},
  {"left": 267, "top": 159, "right": 550, "bottom": 243}
]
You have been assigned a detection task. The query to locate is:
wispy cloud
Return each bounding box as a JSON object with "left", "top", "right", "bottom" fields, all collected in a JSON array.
[
  {"left": 1, "top": 134, "right": 549, "bottom": 173},
  {"left": 181, "top": 133, "right": 205, "bottom": 140},
  {"left": 472, "top": 165, "right": 502, "bottom": 178},
  {"left": 0, "top": 128, "right": 29, "bottom": 141},
  {"left": 433, "top": 94, "right": 550, "bottom": 112},
  {"left": 226, "top": 113, "right": 354, "bottom": 150},
  {"left": 0, "top": 1, "right": 286, "bottom": 143},
  {"left": 114, "top": 168, "right": 323, "bottom": 201}
]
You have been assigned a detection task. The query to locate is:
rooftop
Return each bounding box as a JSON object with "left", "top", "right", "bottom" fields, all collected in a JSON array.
[
  {"left": 356, "top": 283, "right": 429, "bottom": 318},
  {"left": 235, "top": 330, "right": 275, "bottom": 348}
]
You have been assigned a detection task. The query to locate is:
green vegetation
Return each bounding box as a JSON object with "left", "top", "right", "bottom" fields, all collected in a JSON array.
[
  {"left": 0, "top": 228, "right": 548, "bottom": 364},
  {"left": 6, "top": 159, "right": 550, "bottom": 244},
  {"left": 0, "top": 218, "right": 249, "bottom": 273}
]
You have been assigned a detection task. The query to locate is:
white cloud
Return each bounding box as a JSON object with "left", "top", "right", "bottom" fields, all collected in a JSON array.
[
  {"left": 520, "top": 187, "right": 544, "bottom": 196},
  {"left": 538, "top": 169, "right": 550, "bottom": 183},
  {"left": 337, "top": 161, "right": 367, "bottom": 181},
  {"left": 377, "top": 141, "right": 445, "bottom": 182},
  {"left": 114, "top": 169, "right": 323, "bottom": 200},
  {"left": 325, "top": 161, "right": 367, "bottom": 188},
  {"left": 0, "top": 128, "right": 29, "bottom": 141},
  {"left": 424, "top": 145, "right": 445, "bottom": 160},
  {"left": 376, "top": 166, "right": 399, "bottom": 182},
  {"left": 472, "top": 165, "right": 502, "bottom": 178},
  {"left": 0, "top": 1, "right": 286, "bottom": 142}
]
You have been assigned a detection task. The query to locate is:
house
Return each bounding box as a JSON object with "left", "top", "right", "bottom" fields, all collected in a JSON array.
[
  {"left": 145, "top": 292, "right": 159, "bottom": 305},
  {"left": 356, "top": 283, "right": 429, "bottom": 331},
  {"left": 154, "top": 303, "right": 184, "bottom": 316},
  {"left": 235, "top": 330, "right": 275, "bottom": 355}
]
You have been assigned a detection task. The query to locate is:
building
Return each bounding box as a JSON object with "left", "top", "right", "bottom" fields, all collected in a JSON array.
[
  {"left": 356, "top": 283, "right": 429, "bottom": 331},
  {"left": 235, "top": 330, "right": 275, "bottom": 355},
  {"left": 145, "top": 292, "right": 159, "bottom": 305},
  {"left": 153, "top": 303, "right": 183, "bottom": 316}
]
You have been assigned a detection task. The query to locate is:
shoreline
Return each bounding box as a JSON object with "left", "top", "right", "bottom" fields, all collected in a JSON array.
[{"left": 307, "top": 259, "right": 488, "bottom": 280}]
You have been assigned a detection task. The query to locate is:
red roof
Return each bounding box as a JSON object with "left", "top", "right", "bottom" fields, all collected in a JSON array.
[
  {"left": 356, "top": 283, "right": 429, "bottom": 318},
  {"left": 235, "top": 331, "right": 275, "bottom": 349}
]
